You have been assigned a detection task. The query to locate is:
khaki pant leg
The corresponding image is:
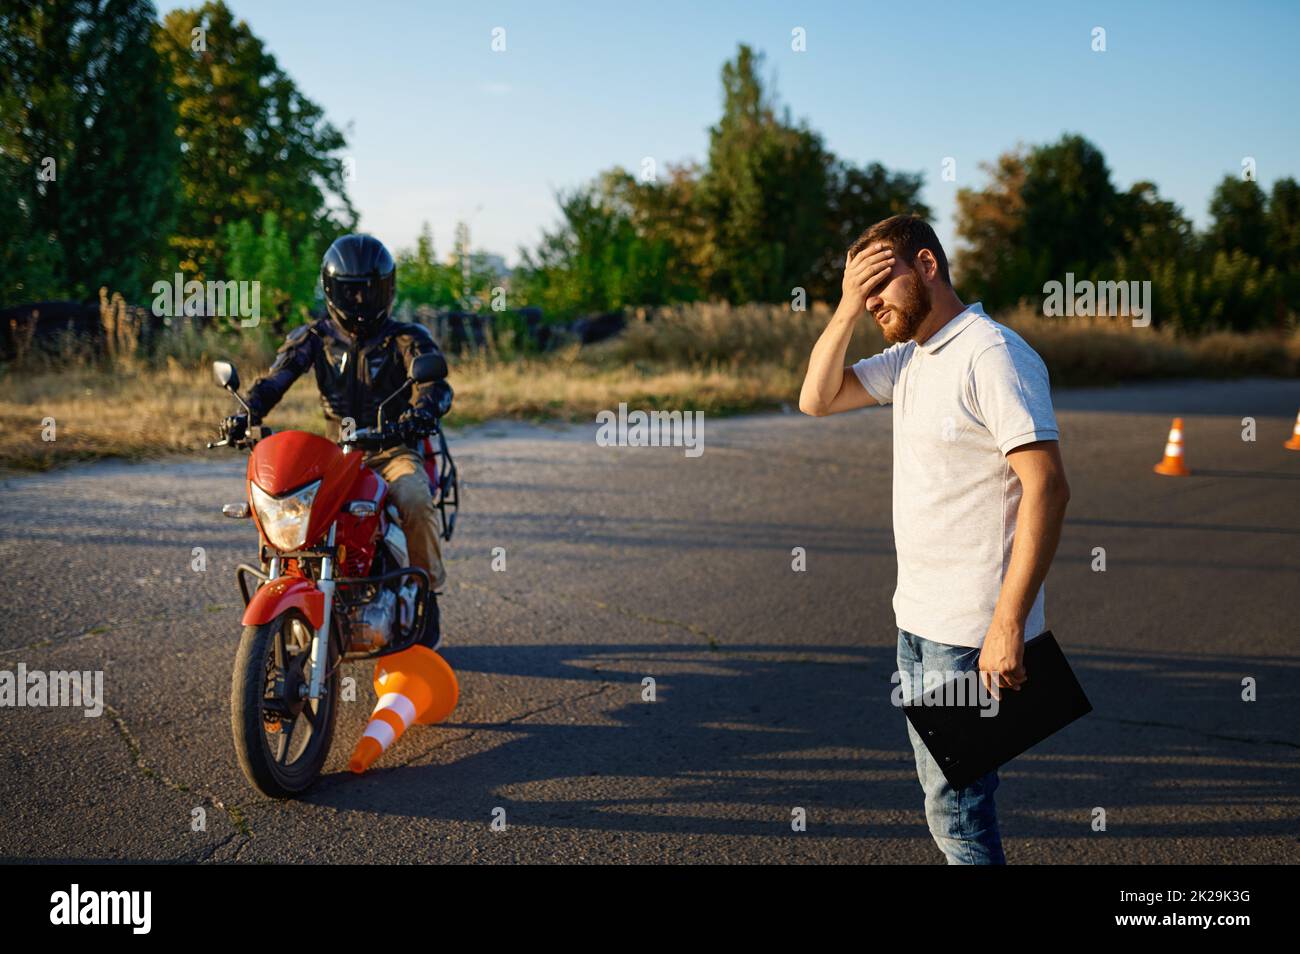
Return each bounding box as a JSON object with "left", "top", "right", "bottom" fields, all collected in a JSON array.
[{"left": 369, "top": 446, "right": 446, "bottom": 589}]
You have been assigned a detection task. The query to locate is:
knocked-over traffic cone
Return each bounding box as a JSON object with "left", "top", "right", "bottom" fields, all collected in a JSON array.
[
  {"left": 1153, "top": 417, "right": 1190, "bottom": 476},
  {"left": 1285, "top": 409, "right": 1300, "bottom": 450},
  {"left": 348, "top": 645, "right": 459, "bottom": 774}
]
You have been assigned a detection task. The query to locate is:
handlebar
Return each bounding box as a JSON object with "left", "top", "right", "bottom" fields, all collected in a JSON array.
[
  {"left": 206, "top": 423, "right": 272, "bottom": 451},
  {"left": 207, "top": 421, "right": 438, "bottom": 453},
  {"left": 345, "top": 427, "right": 389, "bottom": 451},
  {"left": 347, "top": 420, "right": 438, "bottom": 451}
]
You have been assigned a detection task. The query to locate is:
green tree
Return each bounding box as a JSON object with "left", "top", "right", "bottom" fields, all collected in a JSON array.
[
  {"left": 396, "top": 223, "right": 460, "bottom": 311},
  {"left": 513, "top": 44, "right": 929, "bottom": 313},
  {"left": 1115, "top": 181, "right": 1196, "bottom": 265},
  {"left": 223, "top": 211, "right": 318, "bottom": 330},
  {"left": 1205, "top": 176, "right": 1268, "bottom": 262},
  {"left": 155, "top": 1, "right": 356, "bottom": 282},
  {"left": 697, "top": 44, "right": 833, "bottom": 303},
  {"left": 1112, "top": 182, "right": 1199, "bottom": 332},
  {"left": 617, "top": 163, "right": 709, "bottom": 304},
  {"left": 954, "top": 150, "right": 1035, "bottom": 306},
  {"left": 1020, "top": 134, "right": 1124, "bottom": 284},
  {"left": 0, "top": 0, "right": 178, "bottom": 305},
  {"left": 958, "top": 139, "right": 1283, "bottom": 330},
  {"left": 514, "top": 175, "right": 679, "bottom": 319},
  {"left": 1153, "top": 250, "right": 1279, "bottom": 334},
  {"left": 1268, "top": 177, "right": 1300, "bottom": 269},
  {"left": 1201, "top": 176, "right": 1289, "bottom": 327},
  {"left": 811, "top": 160, "right": 929, "bottom": 301},
  {"left": 1267, "top": 177, "right": 1300, "bottom": 321},
  {"left": 959, "top": 135, "right": 1136, "bottom": 308}
]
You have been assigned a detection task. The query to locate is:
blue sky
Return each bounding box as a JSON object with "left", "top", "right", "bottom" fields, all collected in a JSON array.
[{"left": 166, "top": 0, "right": 1300, "bottom": 267}]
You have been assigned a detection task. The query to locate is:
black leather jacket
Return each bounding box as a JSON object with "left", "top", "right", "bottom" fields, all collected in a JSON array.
[{"left": 246, "top": 316, "right": 453, "bottom": 441}]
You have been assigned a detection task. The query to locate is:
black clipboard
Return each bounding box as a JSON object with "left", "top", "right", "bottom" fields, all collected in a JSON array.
[{"left": 901, "top": 630, "right": 1092, "bottom": 789}]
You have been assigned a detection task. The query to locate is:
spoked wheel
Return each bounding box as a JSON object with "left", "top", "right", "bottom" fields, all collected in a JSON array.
[{"left": 231, "top": 611, "right": 339, "bottom": 798}]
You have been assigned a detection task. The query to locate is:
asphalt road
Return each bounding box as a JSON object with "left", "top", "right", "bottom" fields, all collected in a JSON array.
[{"left": 2, "top": 378, "right": 1298, "bottom": 864}]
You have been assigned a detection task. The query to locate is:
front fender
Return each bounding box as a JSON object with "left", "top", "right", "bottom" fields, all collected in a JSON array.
[{"left": 241, "top": 576, "right": 325, "bottom": 629}]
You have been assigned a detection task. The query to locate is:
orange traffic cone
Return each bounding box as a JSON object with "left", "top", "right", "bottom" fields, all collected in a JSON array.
[
  {"left": 1153, "top": 417, "right": 1190, "bottom": 476},
  {"left": 1285, "top": 409, "right": 1300, "bottom": 450},
  {"left": 348, "top": 645, "right": 459, "bottom": 774}
]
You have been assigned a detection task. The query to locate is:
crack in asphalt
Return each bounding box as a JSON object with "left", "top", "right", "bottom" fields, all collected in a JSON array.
[
  {"left": 195, "top": 831, "right": 243, "bottom": 864},
  {"left": 86, "top": 578, "right": 639, "bottom": 860},
  {"left": 104, "top": 702, "right": 254, "bottom": 851}
]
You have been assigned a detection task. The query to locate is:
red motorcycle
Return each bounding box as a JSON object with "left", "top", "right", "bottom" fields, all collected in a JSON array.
[{"left": 208, "top": 355, "right": 459, "bottom": 797}]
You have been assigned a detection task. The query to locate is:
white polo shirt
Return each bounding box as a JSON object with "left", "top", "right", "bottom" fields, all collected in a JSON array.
[{"left": 852, "top": 302, "right": 1059, "bottom": 648}]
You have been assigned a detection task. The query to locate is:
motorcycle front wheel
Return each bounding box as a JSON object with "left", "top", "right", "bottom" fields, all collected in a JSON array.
[{"left": 230, "top": 611, "right": 339, "bottom": 798}]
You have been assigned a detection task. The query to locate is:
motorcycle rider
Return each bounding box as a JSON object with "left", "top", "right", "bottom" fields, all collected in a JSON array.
[{"left": 223, "top": 233, "right": 453, "bottom": 648}]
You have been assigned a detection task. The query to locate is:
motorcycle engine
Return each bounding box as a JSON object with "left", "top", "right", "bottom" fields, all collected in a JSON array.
[
  {"left": 345, "top": 588, "right": 397, "bottom": 653},
  {"left": 397, "top": 579, "right": 420, "bottom": 634},
  {"left": 343, "top": 518, "right": 424, "bottom": 653}
]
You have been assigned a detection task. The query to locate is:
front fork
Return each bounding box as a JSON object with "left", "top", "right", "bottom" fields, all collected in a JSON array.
[
  {"left": 260, "top": 525, "right": 336, "bottom": 704},
  {"left": 307, "top": 523, "right": 337, "bottom": 703}
]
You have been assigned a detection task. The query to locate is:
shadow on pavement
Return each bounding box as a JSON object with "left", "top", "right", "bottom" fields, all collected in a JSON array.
[{"left": 300, "top": 641, "right": 1300, "bottom": 850}]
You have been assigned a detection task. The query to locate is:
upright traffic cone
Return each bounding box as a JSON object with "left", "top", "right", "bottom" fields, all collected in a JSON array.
[
  {"left": 1285, "top": 409, "right": 1300, "bottom": 450},
  {"left": 348, "top": 645, "right": 459, "bottom": 774},
  {"left": 1153, "top": 417, "right": 1190, "bottom": 476}
]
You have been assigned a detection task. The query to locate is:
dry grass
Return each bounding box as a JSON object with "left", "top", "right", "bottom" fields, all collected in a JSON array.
[
  {"left": 2, "top": 301, "right": 1296, "bottom": 470},
  {"left": 0, "top": 350, "right": 802, "bottom": 470},
  {"left": 608, "top": 301, "right": 1300, "bottom": 385},
  {"left": 0, "top": 362, "right": 314, "bottom": 470},
  {"left": 454, "top": 347, "right": 804, "bottom": 420},
  {"left": 607, "top": 300, "right": 884, "bottom": 368},
  {"left": 1000, "top": 308, "right": 1300, "bottom": 384}
]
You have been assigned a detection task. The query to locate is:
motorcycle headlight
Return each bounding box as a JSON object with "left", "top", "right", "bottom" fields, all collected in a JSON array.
[{"left": 249, "top": 479, "right": 320, "bottom": 552}]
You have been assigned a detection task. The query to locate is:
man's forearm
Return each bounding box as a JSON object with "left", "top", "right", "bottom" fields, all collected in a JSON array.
[
  {"left": 247, "top": 330, "right": 316, "bottom": 419},
  {"left": 993, "top": 485, "right": 1069, "bottom": 631},
  {"left": 799, "top": 302, "right": 859, "bottom": 413}
]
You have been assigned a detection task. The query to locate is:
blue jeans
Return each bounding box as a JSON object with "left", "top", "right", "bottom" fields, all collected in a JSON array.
[{"left": 896, "top": 628, "right": 1006, "bottom": 865}]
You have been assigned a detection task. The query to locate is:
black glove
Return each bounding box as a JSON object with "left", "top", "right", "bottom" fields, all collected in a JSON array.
[
  {"left": 398, "top": 406, "right": 436, "bottom": 440},
  {"left": 223, "top": 413, "right": 249, "bottom": 442},
  {"left": 430, "top": 381, "right": 453, "bottom": 419}
]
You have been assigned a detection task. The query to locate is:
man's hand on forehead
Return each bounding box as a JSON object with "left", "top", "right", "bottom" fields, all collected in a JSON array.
[
  {"left": 842, "top": 242, "right": 896, "bottom": 311},
  {"left": 849, "top": 240, "right": 892, "bottom": 261}
]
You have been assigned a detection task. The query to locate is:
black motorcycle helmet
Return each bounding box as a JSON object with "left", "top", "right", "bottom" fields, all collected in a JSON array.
[{"left": 321, "top": 234, "right": 396, "bottom": 337}]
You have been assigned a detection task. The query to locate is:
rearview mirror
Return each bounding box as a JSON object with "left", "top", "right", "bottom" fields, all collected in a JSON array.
[
  {"left": 410, "top": 352, "right": 447, "bottom": 384},
  {"left": 213, "top": 360, "right": 240, "bottom": 392}
]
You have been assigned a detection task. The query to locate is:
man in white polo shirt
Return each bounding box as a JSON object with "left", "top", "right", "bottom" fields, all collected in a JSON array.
[{"left": 798, "top": 214, "right": 1071, "bottom": 864}]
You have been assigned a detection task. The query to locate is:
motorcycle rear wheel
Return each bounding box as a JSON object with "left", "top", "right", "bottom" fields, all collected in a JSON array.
[{"left": 231, "top": 611, "right": 339, "bottom": 798}]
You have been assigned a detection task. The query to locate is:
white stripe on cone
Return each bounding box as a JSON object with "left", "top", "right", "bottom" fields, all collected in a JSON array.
[
  {"left": 359, "top": 692, "right": 418, "bottom": 757},
  {"left": 362, "top": 719, "right": 395, "bottom": 749},
  {"left": 376, "top": 692, "right": 417, "bottom": 727}
]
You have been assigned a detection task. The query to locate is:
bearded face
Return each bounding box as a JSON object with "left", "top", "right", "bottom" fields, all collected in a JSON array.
[{"left": 875, "top": 268, "right": 933, "bottom": 344}]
